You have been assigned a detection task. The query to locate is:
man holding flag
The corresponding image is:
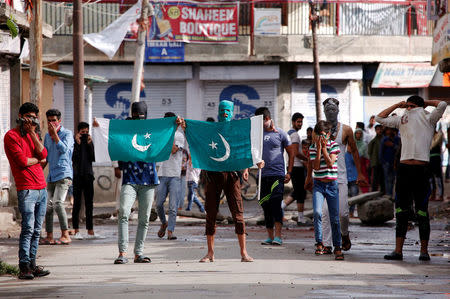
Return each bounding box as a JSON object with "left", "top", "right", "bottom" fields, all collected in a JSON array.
[
  {"left": 114, "top": 102, "right": 159, "bottom": 264},
  {"left": 184, "top": 100, "right": 264, "bottom": 262}
]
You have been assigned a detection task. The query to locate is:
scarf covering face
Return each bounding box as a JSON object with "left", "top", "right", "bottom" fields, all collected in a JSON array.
[
  {"left": 218, "top": 100, "right": 234, "bottom": 122},
  {"left": 131, "top": 101, "right": 148, "bottom": 119},
  {"left": 354, "top": 128, "right": 368, "bottom": 158}
]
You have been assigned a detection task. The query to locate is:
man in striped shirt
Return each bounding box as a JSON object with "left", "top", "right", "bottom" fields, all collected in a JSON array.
[{"left": 309, "top": 120, "right": 344, "bottom": 260}]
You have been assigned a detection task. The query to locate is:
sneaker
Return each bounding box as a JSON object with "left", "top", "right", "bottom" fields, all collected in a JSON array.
[
  {"left": 419, "top": 252, "right": 430, "bottom": 261},
  {"left": 86, "top": 233, "right": 105, "bottom": 239},
  {"left": 32, "top": 265, "right": 50, "bottom": 277},
  {"left": 73, "top": 232, "right": 84, "bottom": 240},
  {"left": 272, "top": 237, "right": 283, "bottom": 245},
  {"left": 261, "top": 238, "right": 273, "bottom": 245},
  {"left": 18, "top": 270, "right": 34, "bottom": 280},
  {"left": 384, "top": 251, "right": 403, "bottom": 260},
  {"left": 18, "top": 264, "right": 34, "bottom": 280}
]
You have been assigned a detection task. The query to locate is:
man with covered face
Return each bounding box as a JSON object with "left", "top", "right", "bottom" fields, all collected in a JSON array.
[
  {"left": 376, "top": 96, "right": 446, "bottom": 261},
  {"left": 305, "top": 98, "right": 365, "bottom": 254},
  {"left": 199, "top": 100, "right": 259, "bottom": 263},
  {"left": 113, "top": 101, "right": 159, "bottom": 264}
]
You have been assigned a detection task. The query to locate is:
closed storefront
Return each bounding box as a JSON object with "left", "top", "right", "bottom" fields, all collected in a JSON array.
[
  {"left": 292, "top": 64, "right": 363, "bottom": 138},
  {"left": 199, "top": 65, "right": 279, "bottom": 122},
  {"left": 0, "top": 63, "right": 11, "bottom": 197},
  {"left": 59, "top": 64, "right": 191, "bottom": 132}
]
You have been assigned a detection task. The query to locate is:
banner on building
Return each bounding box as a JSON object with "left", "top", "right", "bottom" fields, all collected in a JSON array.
[
  {"left": 254, "top": 8, "right": 281, "bottom": 36},
  {"left": 148, "top": 1, "right": 239, "bottom": 43},
  {"left": 145, "top": 40, "right": 185, "bottom": 62},
  {"left": 432, "top": 13, "right": 450, "bottom": 66},
  {"left": 372, "top": 63, "right": 437, "bottom": 88}
]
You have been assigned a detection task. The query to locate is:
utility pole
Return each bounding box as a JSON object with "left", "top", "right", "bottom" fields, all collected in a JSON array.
[
  {"left": 130, "top": 0, "right": 154, "bottom": 103},
  {"left": 310, "top": 1, "right": 322, "bottom": 121},
  {"left": 73, "top": 0, "right": 84, "bottom": 128},
  {"left": 29, "top": 0, "right": 42, "bottom": 109}
]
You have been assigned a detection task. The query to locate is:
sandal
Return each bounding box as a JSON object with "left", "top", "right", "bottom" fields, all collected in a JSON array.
[
  {"left": 114, "top": 256, "right": 129, "bottom": 264},
  {"left": 241, "top": 256, "right": 254, "bottom": 262},
  {"left": 134, "top": 255, "right": 151, "bottom": 263},
  {"left": 157, "top": 223, "right": 168, "bottom": 238},
  {"left": 342, "top": 234, "right": 351, "bottom": 251},
  {"left": 315, "top": 243, "right": 324, "bottom": 255},
  {"left": 323, "top": 246, "right": 332, "bottom": 255},
  {"left": 167, "top": 235, "right": 177, "bottom": 240},
  {"left": 199, "top": 255, "right": 215, "bottom": 263},
  {"left": 334, "top": 247, "right": 345, "bottom": 260},
  {"left": 39, "top": 239, "right": 51, "bottom": 245}
]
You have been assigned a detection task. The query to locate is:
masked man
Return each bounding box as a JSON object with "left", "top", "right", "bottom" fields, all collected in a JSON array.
[
  {"left": 199, "top": 100, "right": 261, "bottom": 262},
  {"left": 305, "top": 98, "right": 365, "bottom": 254},
  {"left": 113, "top": 102, "right": 159, "bottom": 264}
]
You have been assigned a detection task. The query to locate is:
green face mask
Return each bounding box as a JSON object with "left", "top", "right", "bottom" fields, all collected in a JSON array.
[{"left": 218, "top": 100, "right": 234, "bottom": 122}]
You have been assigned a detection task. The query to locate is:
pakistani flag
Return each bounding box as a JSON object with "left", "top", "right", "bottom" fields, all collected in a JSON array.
[
  {"left": 92, "top": 117, "right": 177, "bottom": 163},
  {"left": 185, "top": 115, "right": 263, "bottom": 171}
]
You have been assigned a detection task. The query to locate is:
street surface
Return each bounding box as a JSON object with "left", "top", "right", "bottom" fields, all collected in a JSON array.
[{"left": 0, "top": 197, "right": 449, "bottom": 298}]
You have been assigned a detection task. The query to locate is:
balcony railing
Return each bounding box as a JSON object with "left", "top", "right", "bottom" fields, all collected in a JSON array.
[{"left": 34, "top": 0, "right": 434, "bottom": 36}]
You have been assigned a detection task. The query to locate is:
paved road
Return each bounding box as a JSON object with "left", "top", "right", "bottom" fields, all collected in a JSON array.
[{"left": 0, "top": 204, "right": 449, "bottom": 299}]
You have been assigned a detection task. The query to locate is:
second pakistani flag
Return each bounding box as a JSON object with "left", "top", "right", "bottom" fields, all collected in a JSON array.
[
  {"left": 185, "top": 115, "right": 263, "bottom": 171},
  {"left": 93, "top": 117, "right": 177, "bottom": 162}
]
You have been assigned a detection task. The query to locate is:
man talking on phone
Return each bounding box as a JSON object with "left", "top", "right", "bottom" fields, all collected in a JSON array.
[{"left": 4, "top": 102, "right": 50, "bottom": 279}]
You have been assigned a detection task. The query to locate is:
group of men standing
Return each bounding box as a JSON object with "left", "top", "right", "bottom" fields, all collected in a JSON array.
[{"left": 5, "top": 94, "right": 446, "bottom": 279}]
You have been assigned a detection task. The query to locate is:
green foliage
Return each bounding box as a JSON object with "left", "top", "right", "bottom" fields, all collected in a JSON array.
[
  {"left": 0, "top": 260, "right": 19, "bottom": 276},
  {"left": 6, "top": 16, "right": 19, "bottom": 38}
]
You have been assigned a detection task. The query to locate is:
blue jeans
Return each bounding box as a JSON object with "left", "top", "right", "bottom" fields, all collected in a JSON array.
[
  {"left": 118, "top": 184, "right": 155, "bottom": 255},
  {"left": 156, "top": 177, "right": 181, "bottom": 232},
  {"left": 17, "top": 189, "right": 48, "bottom": 265},
  {"left": 186, "top": 181, "right": 205, "bottom": 212},
  {"left": 382, "top": 162, "right": 395, "bottom": 196},
  {"left": 313, "top": 180, "right": 341, "bottom": 247},
  {"left": 348, "top": 181, "right": 359, "bottom": 214}
]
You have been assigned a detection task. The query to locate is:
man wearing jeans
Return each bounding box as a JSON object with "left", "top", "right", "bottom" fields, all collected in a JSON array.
[
  {"left": 4, "top": 102, "right": 50, "bottom": 279},
  {"left": 41, "top": 109, "right": 74, "bottom": 245},
  {"left": 156, "top": 112, "right": 185, "bottom": 240},
  {"left": 114, "top": 101, "right": 159, "bottom": 264}
]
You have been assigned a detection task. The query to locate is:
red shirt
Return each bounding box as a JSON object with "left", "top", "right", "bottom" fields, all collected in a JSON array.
[{"left": 4, "top": 128, "right": 47, "bottom": 191}]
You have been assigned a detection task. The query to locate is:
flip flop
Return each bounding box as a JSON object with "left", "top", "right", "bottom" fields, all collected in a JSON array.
[
  {"left": 114, "top": 256, "right": 129, "bottom": 264},
  {"left": 241, "top": 256, "right": 254, "bottom": 262},
  {"left": 167, "top": 235, "right": 177, "bottom": 240},
  {"left": 59, "top": 239, "right": 71, "bottom": 245},
  {"left": 157, "top": 223, "right": 168, "bottom": 238},
  {"left": 134, "top": 255, "right": 151, "bottom": 263}
]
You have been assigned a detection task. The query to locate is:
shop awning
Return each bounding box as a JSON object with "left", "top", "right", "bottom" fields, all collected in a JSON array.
[{"left": 372, "top": 63, "right": 437, "bottom": 88}]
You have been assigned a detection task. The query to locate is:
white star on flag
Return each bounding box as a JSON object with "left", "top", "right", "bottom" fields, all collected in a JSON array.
[
  {"left": 209, "top": 141, "right": 218, "bottom": 149},
  {"left": 144, "top": 132, "right": 151, "bottom": 139}
]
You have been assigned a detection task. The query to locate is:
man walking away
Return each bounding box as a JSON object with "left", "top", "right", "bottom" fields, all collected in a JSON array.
[{"left": 4, "top": 102, "right": 50, "bottom": 279}]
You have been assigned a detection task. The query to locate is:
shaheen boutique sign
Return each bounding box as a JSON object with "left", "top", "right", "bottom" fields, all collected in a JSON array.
[{"left": 149, "top": 1, "right": 239, "bottom": 43}]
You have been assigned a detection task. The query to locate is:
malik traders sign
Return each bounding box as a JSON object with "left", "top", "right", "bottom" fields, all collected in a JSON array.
[
  {"left": 372, "top": 63, "right": 437, "bottom": 88},
  {"left": 149, "top": 1, "right": 239, "bottom": 43},
  {"left": 432, "top": 13, "right": 450, "bottom": 65}
]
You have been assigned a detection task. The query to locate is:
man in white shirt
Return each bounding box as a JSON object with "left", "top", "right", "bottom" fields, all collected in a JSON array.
[
  {"left": 156, "top": 112, "right": 185, "bottom": 240},
  {"left": 376, "top": 96, "right": 446, "bottom": 261}
]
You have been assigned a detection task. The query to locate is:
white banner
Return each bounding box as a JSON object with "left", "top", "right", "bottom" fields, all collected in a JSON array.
[
  {"left": 254, "top": 8, "right": 281, "bottom": 36},
  {"left": 432, "top": 13, "right": 450, "bottom": 65}
]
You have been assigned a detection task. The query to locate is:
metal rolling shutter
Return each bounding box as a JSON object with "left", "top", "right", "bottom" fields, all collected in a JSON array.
[
  {"left": 291, "top": 80, "right": 350, "bottom": 138},
  {"left": 63, "top": 81, "right": 186, "bottom": 132},
  {"left": 202, "top": 81, "right": 277, "bottom": 122}
]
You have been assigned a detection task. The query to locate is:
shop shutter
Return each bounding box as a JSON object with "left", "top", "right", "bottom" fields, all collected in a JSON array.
[
  {"left": 63, "top": 81, "right": 186, "bottom": 132},
  {"left": 202, "top": 81, "right": 277, "bottom": 122}
]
